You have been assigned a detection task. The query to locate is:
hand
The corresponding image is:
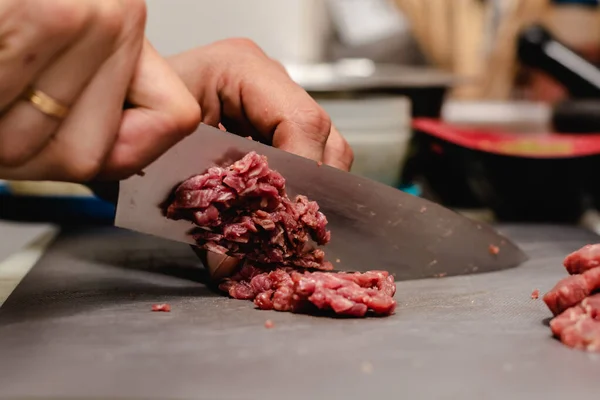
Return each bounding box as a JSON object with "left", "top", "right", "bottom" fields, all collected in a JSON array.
[
  {"left": 167, "top": 38, "right": 354, "bottom": 280},
  {"left": 167, "top": 38, "right": 354, "bottom": 171},
  {"left": 0, "top": 0, "right": 200, "bottom": 181}
]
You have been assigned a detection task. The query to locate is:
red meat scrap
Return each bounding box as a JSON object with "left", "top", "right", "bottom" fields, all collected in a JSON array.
[
  {"left": 543, "top": 267, "right": 600, "bottom": 316},
  {"left": 541, "top": 242, "right": 600, "bottom": 351},
  {"left": 152, "top": 304, "right": 171, "bottom": 312},
  {"left": 563, "top": 244, "right": 600, "bottom": 275},
  {"left": 219, "top": 263, "right": 396, "bottom": 317},
  {"left": 549, "top": 293, "right": 600, "bottom": 351},
  {"left": 531, "top": 289, "right": 539, "bottom": 299},
  {"left": 488, "top": 245, "right": 500, "bottom": 255},
  {"left": 165, "top": 151, "right": 332, "bottom": 271}
]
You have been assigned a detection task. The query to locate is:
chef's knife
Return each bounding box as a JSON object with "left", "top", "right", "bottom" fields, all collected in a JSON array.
[{"left": 114, "top": 123, "right": 527, "bottom": 280}]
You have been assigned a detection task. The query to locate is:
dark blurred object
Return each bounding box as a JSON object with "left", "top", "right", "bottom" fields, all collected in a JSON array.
[
  {"left": 552, "top": 0, "right": 598, "bottom": 5},
  {"left": 402, "top": 101, "right": 550, "bottom": 209},
  {"left": 412, "top": 117, "right": 600, "bottom": 223},
  {"left": 0, "top": 193, "right": 115, "bottom": 225},
  {"left": 517, "top": 24, "right": 600, "bottom": 98},
  {"left": 401, "top": 133, "right": 485, "bottom": 208},
  {"left": 552, "top": 100, "right": 600, "bottom": 133}
]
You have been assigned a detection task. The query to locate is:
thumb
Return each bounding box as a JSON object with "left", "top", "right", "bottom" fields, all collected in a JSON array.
[{"left": 98, "top": 40, "right": 201, "bottom": 179}]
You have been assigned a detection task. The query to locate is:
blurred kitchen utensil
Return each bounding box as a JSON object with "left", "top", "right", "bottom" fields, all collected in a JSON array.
[{"left": 517, "top": 24, "right": 600, "bottom": 98}]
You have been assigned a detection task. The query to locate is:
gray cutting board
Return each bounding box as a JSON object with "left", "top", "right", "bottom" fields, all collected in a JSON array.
[{"left": 1, "top": 225, "right": 600, "bottom": 400}]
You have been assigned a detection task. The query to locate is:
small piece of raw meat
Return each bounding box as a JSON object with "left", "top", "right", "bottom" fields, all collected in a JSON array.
[
  {"left": 549, "top": 293, "right": 600, "bottom": 352},
  {"left": 488, "top": 245, "right": 499, "bottom": 255},
  {"left": 165, "top": 151, "right": 332, "bottom": 270},
  {"left": 563, "top": 244, "right": 600, "bottom": 275},
  {"left": 543, "top": 267, "right": 600, "bottom": 316},
  {"left": 219, "top": 263, "right": 396, "bottom": 317},
  {"left": 152, "top": 303, "right": 171, "bottom": 312},
  {"left": 531, "top": 289, "right": 539, "bottom": 299}
]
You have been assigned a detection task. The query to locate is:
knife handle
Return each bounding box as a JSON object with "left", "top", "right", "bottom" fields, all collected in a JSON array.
[{"left": 517, "top": 24, "right": 600, "bottom": 99}]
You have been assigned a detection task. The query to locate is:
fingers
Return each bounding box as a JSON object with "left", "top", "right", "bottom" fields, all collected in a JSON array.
[
  {"left": 269, "top": 103, "right": 332, "bottom": 162},
  {"left": 0, "top": 0, "right": 89, "bottom": 110},
  {"left": 0, "top": 0, "right": 146, "bottom": 181},
  {"left": 168, "top": 39, "right": 352, "bottom": 167},
  {"left": 220, "top": 67, "right": 333, "bottom": 161},
  {"left": 166, "top": 49, "right": 221, "bottom": 127},
  {"left": 323, "top": 124, "right": 354, "bottom": 171},
  {"left": 0, "top": 1, "right": 126, "bottom": 167},
  {"left": 97, "top": 40, "right": 201, "bottom": 180}
]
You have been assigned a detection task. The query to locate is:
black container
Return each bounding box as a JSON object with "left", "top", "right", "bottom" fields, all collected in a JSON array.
[
  {"left": 413, "top": 132, "right": 591, "bottom": 223},
  {"left": 412, "top": 117, "right": 600, "bottom": 223},
  {"left": 400, "top": 131, "right": 487, "bottom": 208}
]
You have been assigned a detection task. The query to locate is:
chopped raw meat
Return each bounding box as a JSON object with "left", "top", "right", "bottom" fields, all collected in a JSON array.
[
  {"left": 264, "top": 320, "right": 274, "bottom": 329},
  {"left": 152, "top": 303, "right": 171, "bottom": 312},
  {"left": 165, "top": 151, "right": 332, "bottom": 270},
  {"left": 488, "top": 245, "right": 500, "bottom": 255},
  {"left": 531, "top": 289, "right": 539, "bottom": 299},
  {"left": 549, "top": 293, "right": 600, "bottom": 352},
  {"left": 543, "top": 267, "right": 600, "bottom": 316},
  {"left": 563, "top": 244, "right": 600, "bottom": 275},
  {"left": 165, "top": 151, "right": 397, "bottom": 318},
  {"left": 220, "top": 263, "right": 396, "bottom": 317}
]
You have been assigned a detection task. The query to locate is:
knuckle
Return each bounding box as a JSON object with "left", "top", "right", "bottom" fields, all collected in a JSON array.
[
  {"left": 157, "top": 102, "right": 202, "bottom": 143},
  {"left": 270, "top": 58, "right": 289, "bottom": 75},
  {"left": 37, "top": 0, "right": 90, "bottom": 36},
  {"left": 175, "top": 103, "right": 202, "bottom": 135},
  {"left": 61, "top": 154, "right": 104, "bottom": 182},
  {"left": 301, "top": 105, "right": 332, "bottom": 144},
  {"left": 222, "top": 37, "right": 264, "bottom": 55},
  {"left": 93, "top": 1, "right": 126, "bottom": 40},
  {"left": 122, "top": 0, "right": 147, "bottom": 32}
]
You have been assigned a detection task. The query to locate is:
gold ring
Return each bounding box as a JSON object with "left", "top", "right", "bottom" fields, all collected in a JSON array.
[{"left": 25, "top": 88, "right": 69, "bottom": 119}]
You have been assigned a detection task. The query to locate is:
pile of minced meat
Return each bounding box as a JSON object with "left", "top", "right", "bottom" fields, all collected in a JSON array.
[{"left": 165, "top": 151, "right": 396, "bottom": 317}]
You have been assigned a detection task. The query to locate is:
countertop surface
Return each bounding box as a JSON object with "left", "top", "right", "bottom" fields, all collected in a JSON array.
[
  {"left": 0, "top": 224, "right": 600, "bottom": 399},
  {"left": 0, "top": 220, "right": 57, "bottom": 306}
]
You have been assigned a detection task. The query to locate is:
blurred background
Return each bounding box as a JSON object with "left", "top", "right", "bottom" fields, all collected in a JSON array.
[{"left": 4, "top": 0, "right": 600, "bottom": 229}]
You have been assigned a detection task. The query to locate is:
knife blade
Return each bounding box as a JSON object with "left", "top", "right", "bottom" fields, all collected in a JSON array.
[{"left": 115, "top": 123, "right": 527, "bottom": 280}]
